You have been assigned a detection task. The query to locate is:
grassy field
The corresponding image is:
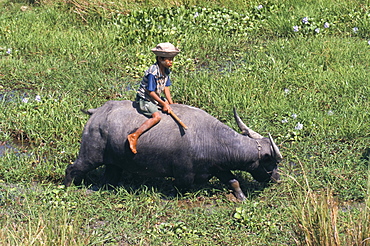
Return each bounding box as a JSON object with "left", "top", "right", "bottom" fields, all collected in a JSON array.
[{"left": 0, "top": 0, "right": 369, "bottom": 245}]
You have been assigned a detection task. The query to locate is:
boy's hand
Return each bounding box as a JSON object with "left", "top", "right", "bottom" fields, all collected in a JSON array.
[
  {"left": 162, "top": 103, "right": 172, "bottom": 114},
  {"left": 147, "top": 91, "right": 172, "bottom": 113}
]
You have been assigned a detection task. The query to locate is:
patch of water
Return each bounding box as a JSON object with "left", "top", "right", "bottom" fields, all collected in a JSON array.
[
  {"left": 0, "top": 91, "right": 29, "bottom": 102},
  {"left": 0, "top": 142, "right": 16, "bottom": 156},
  {"left": 0, "top": 140, "right": 28, "bottom": 156}
]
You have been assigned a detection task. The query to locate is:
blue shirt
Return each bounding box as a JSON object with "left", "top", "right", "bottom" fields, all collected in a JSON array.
[
  {"left": 147, "top": 73, "right": 172, "bottom": 91},
  {"left": 137, "top": 63, "right": 172, "bottom": 104}
]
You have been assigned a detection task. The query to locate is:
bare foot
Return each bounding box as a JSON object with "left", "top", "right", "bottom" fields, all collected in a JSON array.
[{"left": 127, "top": 133, "right": 138, "bottom": 154}]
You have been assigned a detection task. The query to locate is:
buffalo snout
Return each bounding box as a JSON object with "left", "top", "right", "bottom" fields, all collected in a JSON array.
[{"left": 250, "top": 165, "right": 279, "bottom": 183}]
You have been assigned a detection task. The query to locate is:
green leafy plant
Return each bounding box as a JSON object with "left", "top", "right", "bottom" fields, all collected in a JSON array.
[{"left": 233, "top": 203, "right": 278, "bottom": 235}]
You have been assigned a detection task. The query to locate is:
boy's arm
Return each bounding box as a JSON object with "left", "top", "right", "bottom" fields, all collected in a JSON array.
[
  {"left": 164, "top": 86, "right": 174, "bottom": 104},
  {"left": 147, "top": 90, "right": 172, "bottom": 113}
]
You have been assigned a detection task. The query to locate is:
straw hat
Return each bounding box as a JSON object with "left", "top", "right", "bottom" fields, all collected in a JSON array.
[{"left": 151, "top": 42, "right": 180, "bottom": 57}]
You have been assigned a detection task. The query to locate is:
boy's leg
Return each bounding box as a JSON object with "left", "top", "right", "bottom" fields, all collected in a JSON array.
[{"left": 128, "top": 111, "right": 161, "bottom": 154}]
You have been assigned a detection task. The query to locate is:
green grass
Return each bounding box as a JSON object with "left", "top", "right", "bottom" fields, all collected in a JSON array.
[{"left": 0, "top": 0, "right": 369, "bottom": 244}]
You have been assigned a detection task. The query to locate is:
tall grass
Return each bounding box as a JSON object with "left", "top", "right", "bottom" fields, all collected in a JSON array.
[
  {"left": 288, "top": 161, "right": 370, "bottom": 245},
  {"left": 1, "top": 209, "right": 92, "bottom": 245}
]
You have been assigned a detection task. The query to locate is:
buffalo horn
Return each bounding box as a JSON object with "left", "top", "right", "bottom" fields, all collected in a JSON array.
[
  {"left": 268, "top": 133, "right": 283, "bottom": 162},
  {"left": 233, "top": 108, "right": 264, "bottom": 139}
]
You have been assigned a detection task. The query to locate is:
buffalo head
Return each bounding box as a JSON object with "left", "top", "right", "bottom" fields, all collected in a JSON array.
[{"left": 233, "top": 108, "right": 282, "bottom": 183}]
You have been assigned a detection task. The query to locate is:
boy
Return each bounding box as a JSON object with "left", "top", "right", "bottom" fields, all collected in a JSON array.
[{"left": 128, "top": 42, "right": 180, "bottom": 154}]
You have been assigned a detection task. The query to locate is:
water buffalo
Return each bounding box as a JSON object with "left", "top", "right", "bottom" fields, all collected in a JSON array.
[{"left": 64, "top": 100, "right": 282, "bottom": 200}]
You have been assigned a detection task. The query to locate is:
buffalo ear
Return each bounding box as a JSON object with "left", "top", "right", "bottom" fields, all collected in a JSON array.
[{"left": 233, "top": 108, "right": 264, "bottom": 139}]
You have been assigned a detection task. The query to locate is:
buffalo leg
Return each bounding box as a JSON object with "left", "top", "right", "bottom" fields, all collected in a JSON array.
[
  {"left": 215, "top": 171, "right": 246, "bottom": 201},
  {"left": 173, "top": 173, "right": 195, "bottom": 192},
  {"left": 101, "top": 165, "right": 122, "bottom": 187},
  {"left": 228, "top": 179, "right": 246, "bottom": 201}
]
